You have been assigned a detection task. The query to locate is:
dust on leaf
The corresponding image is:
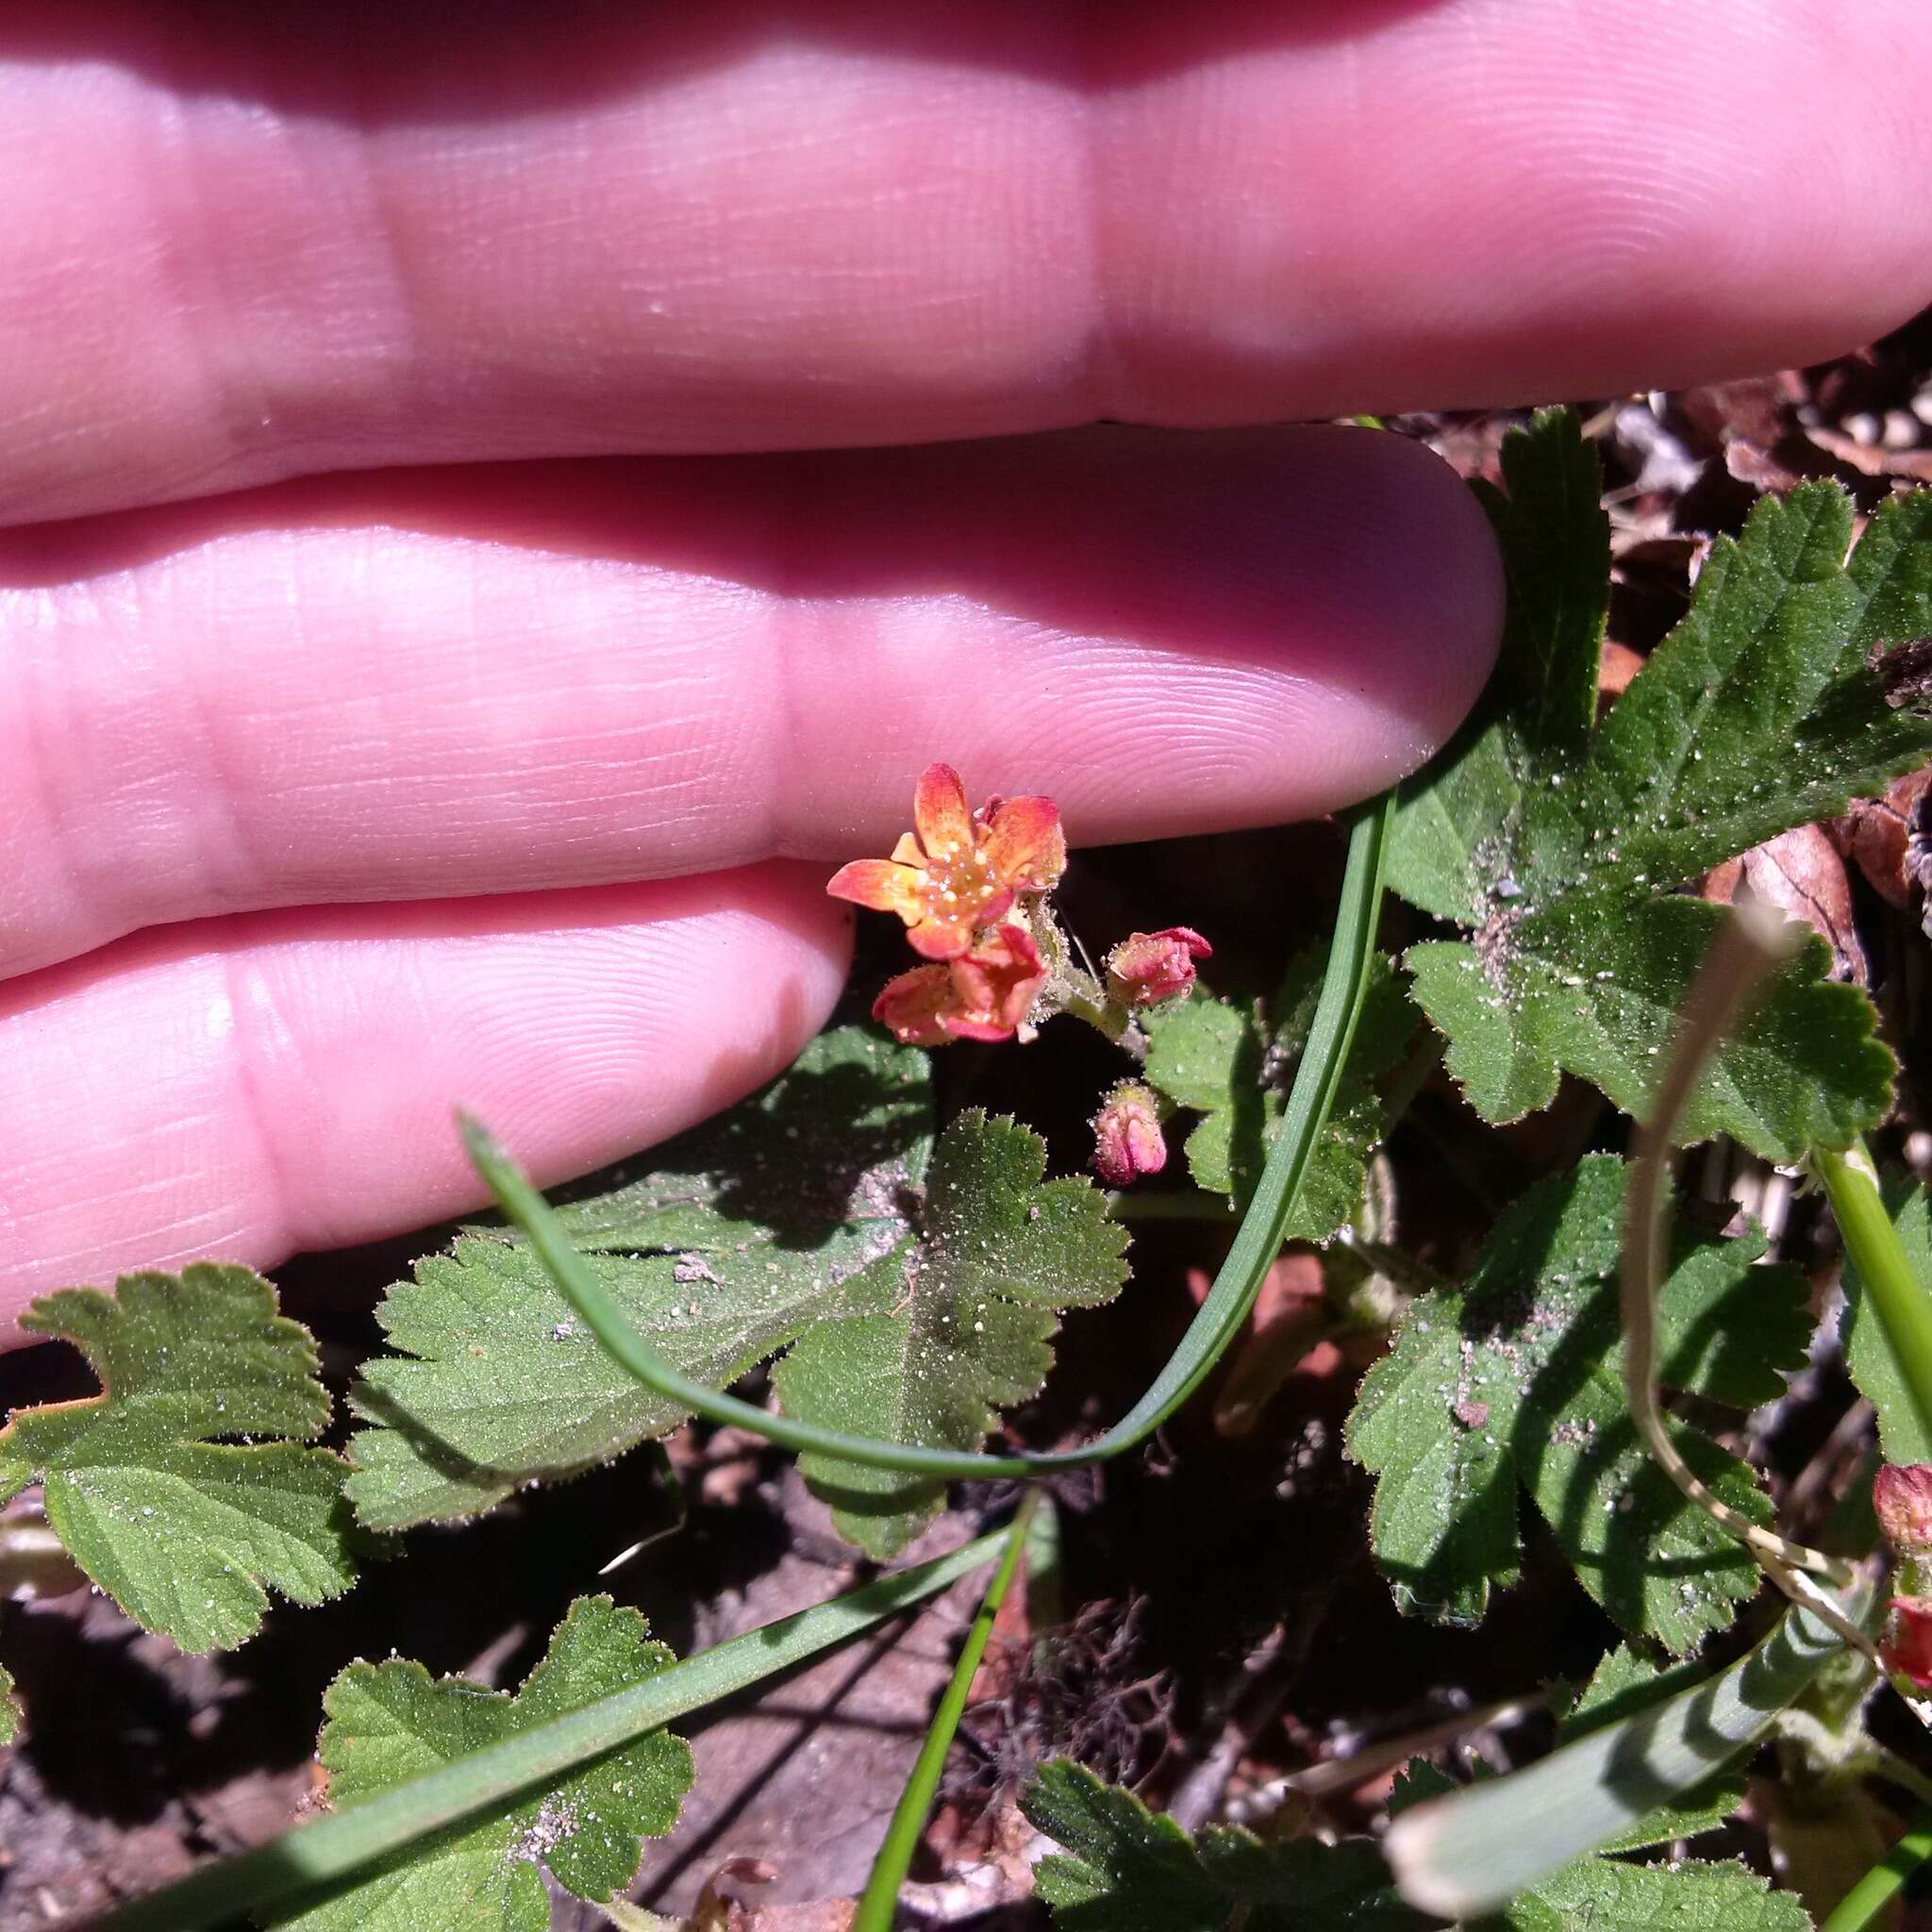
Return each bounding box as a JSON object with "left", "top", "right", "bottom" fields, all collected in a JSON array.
[
  {"left": 1391, "top": 408, "right": 1932, "bottom": 1159},
  {"left": 1343, "top": 1157, "right": 1809, "bottom": 1653},
  {"left": 261, "top": 1595, "right": 692, "bottom": 1932},
  {"left": 1021, "top": 1759, "right": 1409, "bottom": 1929},
  {"left": 0, "top": 1265, "right": 353, "bottom": 1654}
]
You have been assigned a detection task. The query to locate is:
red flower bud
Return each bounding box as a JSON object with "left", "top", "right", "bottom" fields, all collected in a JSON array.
[
  {"left": 1091, "top": 1082, "right": 1168, "bottom": 1188},
  {"left": 1106, "top": 926, "right": 1212, "bottom": 1008},
  {"left": 1875, "top": 1464, "right": 1932, "bottom": 1556},
  {"left": 1885, "top": 1595, "right": 1932, "bottom": 1689}
]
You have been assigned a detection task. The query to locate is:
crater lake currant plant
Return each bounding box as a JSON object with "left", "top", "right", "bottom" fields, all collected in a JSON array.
[{"left": 22, "top": 405, "right": 1932, "bottom": 1932}]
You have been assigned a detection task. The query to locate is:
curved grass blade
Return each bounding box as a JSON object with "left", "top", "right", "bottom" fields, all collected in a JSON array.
[
  {"left": 854, "top": 1492, "right": 1038, "bottom": 1932},
  {"left": 90, "top": 1527, "right": 1009, "bottom": 1932},
  {"left": 1384, "top": 1596, "right": 1857, "bottom": 1919},
  {"left": 463, "top": 791, "right": 1396, "bottom": 1482}
]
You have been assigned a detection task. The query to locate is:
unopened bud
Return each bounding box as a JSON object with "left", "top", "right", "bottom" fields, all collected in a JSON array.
[
  {"left": 1106, "top": 926, "right": 1212, "bottom": 1008},
  {"left": 1091, "top": 1082, "right": 1167, "bottom": 1188},
  {"left": 1885, "top": 1595, "right": 1932, "bottom": 1689},
  {"left": 1875, "top": 1464, "right": 1932, "bottom": 1556}
]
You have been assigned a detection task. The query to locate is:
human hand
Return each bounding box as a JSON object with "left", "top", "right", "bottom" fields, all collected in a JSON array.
[{"left": 1, "top": 1, "right": 1925, "bottom": 1334}]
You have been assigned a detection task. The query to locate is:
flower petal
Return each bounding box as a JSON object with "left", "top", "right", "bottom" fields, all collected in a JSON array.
[
  {"left": 907, "top": 908, "right": 984, "bottom": 960},
  {"left": 873, "top": 965, "right": 955, "bottom": 1045},
  {"left": 912, "top": 762, "right": 974, "bottom": 860},
  {"left": 982, "top": 793, "right": 1066, "bottom": 891},
  {"left": 826, "top": 858, "right": 924, "bottom": 918}
]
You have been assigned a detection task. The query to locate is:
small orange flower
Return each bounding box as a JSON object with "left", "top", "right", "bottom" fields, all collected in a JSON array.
[
  {"left": 828, "top": 763, "right": 1066, "bottom": 960},
  {"left": 873, "top": 924, "right": 1048, "bottom": 1046}
]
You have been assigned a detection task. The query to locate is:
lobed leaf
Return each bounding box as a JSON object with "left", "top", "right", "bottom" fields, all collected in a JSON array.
[
  {"left": 1343, "top": 1157, "right": 1809, "bottom": 1652},
  {"left": 349, "top": 1026, "right": 1127, "bottom": 1557},
  {"left": 776, "top": 1109, "right": 1126, "bottom": 1557},
  {"left": 262, "top": 1595, "right": 692, "bottom": 1931},
  {"left": 1141, "top": 948, "right": 1414, "bottom": 1230},
  {"left": 1391, "top": 409, "right": 1932, "bottom": 1158},
  {"left": 1021, "top": 1760, "right": 1407, "bottom": 1929},
  {"left": 0, "top": 1265, "right": 353, "bottom": 1654}
]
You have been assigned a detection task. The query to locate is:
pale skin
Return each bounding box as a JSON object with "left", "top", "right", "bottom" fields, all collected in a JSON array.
[{"left": 0, "top": 1, "right": 1927, "bottom": 1339}]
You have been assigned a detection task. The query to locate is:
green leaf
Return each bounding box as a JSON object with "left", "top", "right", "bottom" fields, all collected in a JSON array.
[
  {"left": 350, "top": 1026, "right": 1127, "bottom": 1557},
  {"left": 1142, "top": 948, "right": 1414, "bottom": 1230},
  {"left": 0, "top": 1664, "right": 18, "bottom": 1746},
  {"left": 0, "top": 1266, "right": 353, "bottom": 1654},
  {"left": 348, "top": 1025, "right": 935, "bottom": 1527},
  {"left": 1392, "top": 1762, "right": 1806, "bottom": 1930},
  {"left": 1344, "top": 1157, "right": 1809, "bottom": 1651},
  {"left": 1491, "top": 1855, "right": 1811, "bottom": 1930},
  {"left": 263, "top": 1595, "right": 693, "bottom": 1932},
  {"left": 1391, "top": 410, "right": 1930, "bottom": 1159},
  {"left": 1840, "top": 1179, "right": 1932, "bottom": 1464},
  {"left": 1021, "top": 1760, "right": 1408, "bottom": 1930},
  {"left": 775, "top": 1109, "right": 1127, "bottom": 1557}
]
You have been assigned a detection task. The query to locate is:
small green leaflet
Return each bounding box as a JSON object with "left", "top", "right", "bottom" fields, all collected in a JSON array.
[
  {"left": 1391, "top": 1763, "right": 1806, "bottom": 1930},
  {"left": 1141, "top": 948, "right": 1414, "bottom": 1227},
  {"left": 1021, "top": 1760, "right": 1408, "bottom": 1930},
  {"left": 0, "top": 1266, "right": 353, "bottom": 1655},
  {"left": 1344, "top": 1157, "right": 1810, "bottom": 1653},
  {"left": 1840, "top": 1178, "right": 1932, "bottom": 1463},
  {"left": 1391, "top": 408, "right": 1932, "bottom": 1160},
  {"left": 0, "top": 1665, "right": 17, "bottom": 1746},
  {"left": 349, "top": 1026, "right": 1127, "bottom": 1557},
  {"left": 261, "top": 1595, "right": 693, "bottom": 1932}
]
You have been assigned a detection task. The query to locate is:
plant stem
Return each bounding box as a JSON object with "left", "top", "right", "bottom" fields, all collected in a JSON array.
[
  {"left": 92, "top": 1527, "right": 1011, "bottom": 1932},
  {"left": 465, "top": 791, "right": 1396, "bottom": 1483},
  {"left": 854, "top": 1493, "right": 1038, "bottom": 1932},
  {"left": 1823, "top": 1804, "right": 1932, "bottom": 1931},
  {"left": 1814, "top": 1141, "right": 1932, "bottom": 1456}
]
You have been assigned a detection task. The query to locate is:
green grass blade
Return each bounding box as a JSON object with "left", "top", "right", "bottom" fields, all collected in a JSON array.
[
  {"left": 854, "top": 1492, "right": 1038, "bottom": 1931},
  {"left": 91, "top": 1528, "right": 1008, "bottom": 1932},
  {"left": 465, "top": 791, "right": 1396, "bottom": 1480},
  {"left": 1815, "top": 1141, "right": 1932, "bottom": 1453},
  {"left": 1384, "top": 1598, "right": 1858, "bottom": 1918},
  {"left": 1824, "top": 1803, "right": 1932, "bottom": 1930}
]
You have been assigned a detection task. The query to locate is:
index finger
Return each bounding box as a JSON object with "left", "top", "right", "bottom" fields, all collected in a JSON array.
[{"left": 3, "top": 0, "right": 1927, "bottom": 523}]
